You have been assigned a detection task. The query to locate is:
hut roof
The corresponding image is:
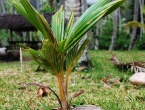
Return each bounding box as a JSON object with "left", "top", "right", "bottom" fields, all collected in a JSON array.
[{"left": 0, "top": 13, "right": 53, "bottom": 32}]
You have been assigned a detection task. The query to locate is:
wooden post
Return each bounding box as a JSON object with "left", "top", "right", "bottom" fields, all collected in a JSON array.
[{"left": 20, "top": 47, "right": 23, "bottom": 73}]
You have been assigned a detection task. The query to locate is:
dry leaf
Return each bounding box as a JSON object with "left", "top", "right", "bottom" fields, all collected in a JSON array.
[
  {"left": 103, "top": 78, "right": 109, "bottom": 83},
  {"left": 71, "top": 90, "right": 84, "bottom": 98}
]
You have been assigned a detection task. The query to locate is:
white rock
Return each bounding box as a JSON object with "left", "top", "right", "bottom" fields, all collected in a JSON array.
[{"left": 129, "top": 72, "right": 145, "bottom": 85}]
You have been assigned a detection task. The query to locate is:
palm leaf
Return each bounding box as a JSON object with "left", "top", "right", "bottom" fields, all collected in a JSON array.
[
  {"left": 21, "top": 45, "right": 55, "bottom": 74},
  {"left": 41, "top": 40, "right": 65, "bottom": 75},
  {"left": 51, "top": 6, "right": 64, "bottom": 42},
  {"left": 64, "top": 11, "right": 74, "bottom": 39},
  {"left": 9, "top": 0, "right": 56, "bottom": 43},
  {"left": 69, "top": 0, "right": 110, "bottom": 33},
  {"left": 65, "top": 0, "right": 126, "bottom": 50},
  {"left": 65, "top": 36, "right": 92, "bottom": 73}
]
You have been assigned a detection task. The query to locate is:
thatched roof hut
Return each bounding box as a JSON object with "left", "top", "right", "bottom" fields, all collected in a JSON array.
[
  {"left": 0, "top": 13, "right": 53, "bottom": 49},
  {"left": 0, "top": 13, "right": 53, "bottom": 32}
]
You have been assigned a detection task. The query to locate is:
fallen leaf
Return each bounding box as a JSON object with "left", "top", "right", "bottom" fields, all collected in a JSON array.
[{"left": 71, "top": 90, "right": 84, "bottom": 98}]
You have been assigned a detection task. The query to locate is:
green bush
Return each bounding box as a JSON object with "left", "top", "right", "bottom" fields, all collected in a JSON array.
[
  {"left": 0, "top": 30, "right": 10, "bottom": 47},
  {"left": 39, "top": 0, "right": 55, "bottom": 13},
  {"left": 136, "top": 34, "right": 145, "bottom": 50},
  {"left": 99, "top": 18, "right": 113, "bottom": 50},
  {"left": 99, "top": 18, "right": 130, "bottom": 50},
  {"left": 115, "top": 30, "right": 130, "bottom": 50}
]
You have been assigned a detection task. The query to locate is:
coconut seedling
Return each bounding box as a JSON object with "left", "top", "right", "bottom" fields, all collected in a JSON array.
[{"left": 10, "top": 0, "right": 126, "bottom": 109}]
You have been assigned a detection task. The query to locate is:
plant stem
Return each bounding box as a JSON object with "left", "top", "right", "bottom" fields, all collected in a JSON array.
[
  {"left": 57, "top": 75, "right": 68, "bottom": 110},
  {"left": 65, "top": 68, "right": 71, "bottom": 96}
]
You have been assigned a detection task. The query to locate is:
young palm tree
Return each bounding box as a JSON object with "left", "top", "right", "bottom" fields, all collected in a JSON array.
[{"left": 10, "top": 0, "right": 125, "bottom": 109}]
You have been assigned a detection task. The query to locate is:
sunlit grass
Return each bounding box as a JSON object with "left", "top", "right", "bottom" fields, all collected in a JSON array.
[{"left": 0, "top": 50, "right": 145, "bottom": 109}]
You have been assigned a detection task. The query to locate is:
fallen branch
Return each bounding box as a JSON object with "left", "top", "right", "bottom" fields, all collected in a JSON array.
[{"left": 109, "top": 54, "right": 145, "bottom": 73}]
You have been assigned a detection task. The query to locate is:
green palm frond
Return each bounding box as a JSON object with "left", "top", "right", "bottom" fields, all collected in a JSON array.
[
  {"left": 41, "top": 40, "right": 65, "bottom": 75},
  {"left": 65, "top": 0, "right": 126, "bottom": 50},
  {"left": 65, "top": 36, "right": 92, "bottom": 73},
  {"left": 21, "top": 45, "right": 54, "bottom": 74},
  {"left": 64, "top": 11, "right": 74, "bottom": 39},
  {"left": 51, "top": 6, "right": 64, "bottom": 42},
  {"left": 9, "top": 0, "right": 56, "bottom": 43}
]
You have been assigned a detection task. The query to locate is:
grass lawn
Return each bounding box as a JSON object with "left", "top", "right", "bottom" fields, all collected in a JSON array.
[{"left": 0, "top": 50, "right": 145, "bottom": 110}]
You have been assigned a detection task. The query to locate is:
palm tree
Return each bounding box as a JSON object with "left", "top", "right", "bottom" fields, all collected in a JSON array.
[
  {"left": 139, "top": 0, "right": 144, "bottom": 40},
  {"left": 109, "top": 8, "right": 119, "bottom": 51},
  {"left": 10, "top": 0, "right": 126, "bottom": 109},
  {"left": 109, "top": 0, "right": 130, "bottom": 51},
  {"left": 128, "top": 0, "right": 139, "bottom": 50},
  {"left": 0, "top": 0, "right": 6, "bottom": 14}
]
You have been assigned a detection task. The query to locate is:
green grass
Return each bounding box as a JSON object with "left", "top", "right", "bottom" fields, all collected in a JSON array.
[{"left": 0, "top": 50, "right": 145, "bottom": 109}]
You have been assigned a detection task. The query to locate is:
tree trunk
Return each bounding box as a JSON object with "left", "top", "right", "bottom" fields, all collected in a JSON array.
[
  {"left": 54, "top": 0, "right": 61, "bottom": 11},
  {"left": 12, "top": 6, "right": 16, "bottom": 14},
  {"left": 95, "top": 19, "right": 103, "bottom": 50},
  {"left": 139, "top": 0, "right": 144, "bottom": 41},
  {"left": 94, "top": 22, "right": 99, "bottom": 50},
  {"left": 88, "top": 35, "right": 95, "bottom": 50},
  {"left": 65, "top": 0, "right": 90, "bottom": 67},
  {"left": 0, "top": 0, "right": 6, "bottom": 14},
  {"left": 118, "top": 8, "right": 122, "bottom": 32},
  {"left": 128, "top": 0, "right": 139, "bottom": 50},
  {"left": 109, "top": 8, "right": 119, "bottom": 51},
  {"left": 30, "top": 0, "right": 39, "bottom": 10}
]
